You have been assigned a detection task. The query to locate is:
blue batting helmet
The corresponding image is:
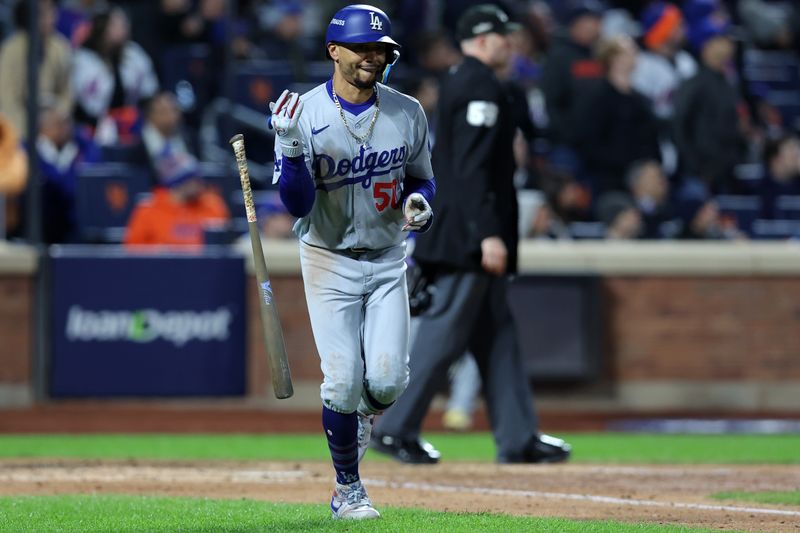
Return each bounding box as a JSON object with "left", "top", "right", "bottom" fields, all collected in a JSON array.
[{"left": 325, "top": 4, "right": 400, "bottom": 51}]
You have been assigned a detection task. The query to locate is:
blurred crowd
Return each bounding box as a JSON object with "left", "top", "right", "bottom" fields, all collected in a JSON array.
[{"left": 1, "top": 0, "right": 800, "bottom": 245}]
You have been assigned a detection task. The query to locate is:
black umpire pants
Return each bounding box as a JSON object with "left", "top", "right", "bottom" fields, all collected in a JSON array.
[{"left": 375, "top": 269, "right": 539, "bottom": 458}]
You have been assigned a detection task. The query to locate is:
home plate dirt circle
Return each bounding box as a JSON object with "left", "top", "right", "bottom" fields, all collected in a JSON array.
[{"left": 1, "top": 459, "right": 799, "bottom": 532}]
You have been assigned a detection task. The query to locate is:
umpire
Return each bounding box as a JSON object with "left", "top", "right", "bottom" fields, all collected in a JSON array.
[{"left": 371, "top": 4, "right": 571, "bottom": 464}]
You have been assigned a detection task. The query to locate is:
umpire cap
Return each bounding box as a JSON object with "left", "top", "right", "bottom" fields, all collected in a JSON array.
[{"left": 456, "top": 4, "right": 521, "bottom": 42}]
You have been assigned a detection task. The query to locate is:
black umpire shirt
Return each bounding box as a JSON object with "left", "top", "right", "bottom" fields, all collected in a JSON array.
[{"left": 413, "top": 56, "right": 519, "bottom": 274}]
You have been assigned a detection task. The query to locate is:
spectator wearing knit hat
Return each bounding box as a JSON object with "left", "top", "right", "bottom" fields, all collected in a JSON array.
[
  {"left": 631, "top": 2, "right": 698, "bottom": 177},
  {"left": 123, "top": 152, "right": 229, "bottom": 247},
  {"left": 631, "top": 2, "right": 697, "bottom": 120}
]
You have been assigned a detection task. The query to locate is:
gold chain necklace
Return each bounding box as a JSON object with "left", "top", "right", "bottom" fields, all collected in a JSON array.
[{"left": 331, "top": 85, "right": 380, "bottom": 149}]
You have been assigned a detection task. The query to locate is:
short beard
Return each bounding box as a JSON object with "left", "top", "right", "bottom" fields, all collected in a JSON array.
[
  {"left": 341, "top": 61, "right": 383, "bottom": 90},
  {"left": 353, "top": 76, "right": 377, "bottom": 89}
]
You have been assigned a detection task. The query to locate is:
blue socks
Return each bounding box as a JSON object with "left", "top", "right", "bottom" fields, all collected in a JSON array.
[{"left": 322, "top": 406, "right": 359, "bottom": 485}]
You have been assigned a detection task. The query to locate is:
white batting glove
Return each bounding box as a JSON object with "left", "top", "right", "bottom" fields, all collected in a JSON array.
[
  {"left": 268, "top": 89, "right": 304, "bottom": 158},
  {"left": 402, "top": 193, "right": 433, "bottom": 231}
]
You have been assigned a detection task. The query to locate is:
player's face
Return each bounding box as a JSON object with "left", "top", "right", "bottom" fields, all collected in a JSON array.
[{"left": 331, "top": 42, "right": 388, "bottom": 89}]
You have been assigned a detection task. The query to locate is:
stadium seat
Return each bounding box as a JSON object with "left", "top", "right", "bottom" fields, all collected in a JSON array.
[
  {"left": 751, "top": 219, "right": 800, "bottom": 240},
  {"left": 568, "top": 221, "right": 607, "bottom": 239},
  {"left": 100, "top": 143, "right": 148, "bottom": 166},
  {"left": 743, "top": 48, "right": 800, "bottom": 130},
  {"left": 233, "top": 60, "right": 295, "bottom": 112},
  {"left": 732, "top": 163, "right": 764, "bottom": 193},
  {"left": 774, "top": 195, "right": 800, "bottom": 220},
  {"left": 75, "top": 163, "right": 151, "bottom": 243},
  {"left": 714, "top": 195, "right": 761, "bottom": 235}
]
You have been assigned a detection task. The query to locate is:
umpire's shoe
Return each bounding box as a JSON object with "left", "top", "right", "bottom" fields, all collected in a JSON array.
[
  {"left": 370, "top": 433, "right": 441, "bottom": 464},
  {"left": 497, "top": 433, "right": 571, "bottom": 464}
]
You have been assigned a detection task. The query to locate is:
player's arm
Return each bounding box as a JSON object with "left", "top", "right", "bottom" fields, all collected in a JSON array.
[
  {"left": 402, "top": 101, "right": 436, "bottom": 232},
  {"left": 269, "top": 90, "right": 315, "bottom": 217},
  {"left": 277, "top": 155, "right": 314, "bottom": 218}
]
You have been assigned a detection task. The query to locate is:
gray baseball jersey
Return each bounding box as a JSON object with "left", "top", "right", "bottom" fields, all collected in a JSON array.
[
  {"left": 272, "top": 80, "right": 433, "bottom": 415},
  {"left": 273, "top": 81, "right": 434, "bottom": 251}
]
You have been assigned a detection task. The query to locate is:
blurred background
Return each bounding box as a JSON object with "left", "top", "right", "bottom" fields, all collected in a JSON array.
[{"left": 1, "top": 0, "right": 799, "bottom": 433}]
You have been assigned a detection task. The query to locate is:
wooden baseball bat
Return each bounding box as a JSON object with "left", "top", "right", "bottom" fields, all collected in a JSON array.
[{"left": 229, "top": 134, "right": 293, "bottom": 399}]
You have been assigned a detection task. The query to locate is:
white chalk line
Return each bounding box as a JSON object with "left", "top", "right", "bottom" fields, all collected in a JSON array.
[
  {"left": 363, "top": 478, "right": 800, "bottom": 517},
  {"left": 4, "top": 465, "right": 799, "bottom": 517}
]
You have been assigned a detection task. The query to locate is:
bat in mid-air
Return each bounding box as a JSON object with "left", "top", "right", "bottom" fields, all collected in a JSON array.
[{"left": 229, "top": 133, "right": 293, "bottom": 399}]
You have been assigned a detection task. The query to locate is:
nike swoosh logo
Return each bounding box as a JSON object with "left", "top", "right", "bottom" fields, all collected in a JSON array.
[{"left": 312, "top": 125, "right": 330, "bottom": 135}]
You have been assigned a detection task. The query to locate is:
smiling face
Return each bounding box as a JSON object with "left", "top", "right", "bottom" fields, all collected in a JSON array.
[{"left": 328, "top": 41, "right": 388, "bottom": 90}]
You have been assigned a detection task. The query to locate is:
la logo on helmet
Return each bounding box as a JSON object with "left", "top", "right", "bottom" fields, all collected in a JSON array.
[{"left": 369, "top": 12, "right": 383, "bottom": 31}]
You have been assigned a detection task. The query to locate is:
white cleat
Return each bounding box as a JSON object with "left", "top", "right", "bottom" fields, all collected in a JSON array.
[
  {"left": 356, "top": 412, "right": 374, "bottom": 462},
  {"left": 330, "top": 480, "right": 381, "bottom": 520}
]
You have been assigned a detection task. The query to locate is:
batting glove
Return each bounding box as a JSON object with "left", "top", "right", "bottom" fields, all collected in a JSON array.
[
  {"left": 402, "top": 192, "right": 433, "bottom": 231},
  {"left": 268, "top": 89, "right": 304, "bottom": 158}
]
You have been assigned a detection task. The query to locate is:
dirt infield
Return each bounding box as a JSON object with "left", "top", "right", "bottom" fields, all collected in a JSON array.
[
  {"left": 2, "top": 405, "right": 800, "bottom": 531},
  {"left": 2, "top": 459, "right": 799, "bottom": 532}
]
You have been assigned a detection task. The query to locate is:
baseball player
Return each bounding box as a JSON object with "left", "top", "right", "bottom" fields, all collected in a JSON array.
[{"left": 268, "top": 4, "right": 435, "bottom": 520}]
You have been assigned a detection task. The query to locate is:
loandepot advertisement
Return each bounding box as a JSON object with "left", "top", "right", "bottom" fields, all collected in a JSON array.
[
  {"left": 65, "top": 306, "right": 234, "bottom": 346},
  {"left": 50, "top": 252, "right": 246, "bottom": 397}
]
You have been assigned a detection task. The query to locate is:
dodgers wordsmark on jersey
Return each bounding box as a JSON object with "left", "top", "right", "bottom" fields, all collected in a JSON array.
[{"left": 273, "top": 80, "right": 433, "bottom": 251}]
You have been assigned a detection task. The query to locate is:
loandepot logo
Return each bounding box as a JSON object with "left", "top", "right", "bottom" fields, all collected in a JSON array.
[{"left": 65, "top": 305, "right": 233, "bottom": 346}]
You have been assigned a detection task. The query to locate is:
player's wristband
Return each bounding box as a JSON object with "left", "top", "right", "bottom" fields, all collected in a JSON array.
[{"left": 280, "top": 137, "right": 303, "bottom": 158}]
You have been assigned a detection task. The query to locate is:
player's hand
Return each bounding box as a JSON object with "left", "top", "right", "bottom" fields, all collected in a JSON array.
[
  {"left": 402, "top": 193, "right": 433, "bottom": 231},
  {"left": 480, "top": 236, "right": 507, "bottom": 275},
  {"left": 268, "top": 89, "right": 304, "bottom": 158}
]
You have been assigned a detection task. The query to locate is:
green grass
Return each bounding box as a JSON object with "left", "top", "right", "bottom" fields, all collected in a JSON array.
[
  {"left": 0, "top": 433, "right": 799, "bottom": 463},
  {"left": 711, "top": 491, "right": 800, "bottom": 506},
  {"left": 1, "top": 434, "right": 790, "bottom": 532},
  {"left": 0, "top": 495, "right": 722, "bottom": 533}
]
